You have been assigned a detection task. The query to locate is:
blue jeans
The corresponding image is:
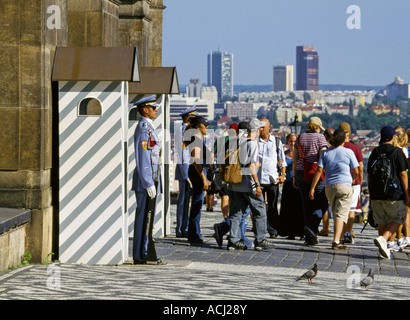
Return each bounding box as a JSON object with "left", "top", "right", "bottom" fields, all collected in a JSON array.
[
  {"left": 188, "top": 166, "right": 207, "bottom": 242},
  {"left": 229, "top": 190, "right": 267, "bottom": 244},
  {"left": 240, "top": 207, "right": 252, "bottom": 247},
  {"left": 176, "top": 179, "right": 191, "bottom": 236},
  {"left": 294, "top": 170, "right": 328, "bottom": 234}
]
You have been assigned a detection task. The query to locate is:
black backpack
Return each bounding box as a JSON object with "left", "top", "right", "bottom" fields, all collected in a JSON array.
[{"left": 368, "top": 147, "right": 402, "bottom": 200}]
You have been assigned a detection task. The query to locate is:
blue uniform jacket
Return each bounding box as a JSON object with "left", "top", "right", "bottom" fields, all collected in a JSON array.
[
  {"left": 132, "top": 117, "right": 162, "bottom": 193},
  {"left": 174, "top": 122, "right": 190, "bottom": 180}
]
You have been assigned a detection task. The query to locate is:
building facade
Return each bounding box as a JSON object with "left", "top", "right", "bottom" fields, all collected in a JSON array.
[
  {"left": 170, "top": 95, "right": 215, "bottom": 121},
  {"left": 207, "top": 50, "right": 234, "bottom": 102},
  {"left": 273, "top": 65, "right": 294, "bottom": 92},
  {"left": 186, "top": 78, "right": 202, "bottom": 97},
  {"left": 296, "top": 46, "right": 319, "bottom": 91},
  {"left": 226, "top": 102, "right": 254, "bottom": 120},
  {"left": 386, "top": 77, "right": 410, "bottom": 99}
]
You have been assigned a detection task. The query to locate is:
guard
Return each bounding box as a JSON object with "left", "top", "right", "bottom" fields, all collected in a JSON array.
[
  {"left": 174, "top": 106, "right": 196, "bottom": 237},
  {"left": 131, "top": 95, "right": 164, "bottom": 265}
]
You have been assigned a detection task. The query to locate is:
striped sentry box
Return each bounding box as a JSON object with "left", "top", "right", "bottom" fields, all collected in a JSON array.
[{"left": 58, "top": 81, "right": 126, "bottom": 265}]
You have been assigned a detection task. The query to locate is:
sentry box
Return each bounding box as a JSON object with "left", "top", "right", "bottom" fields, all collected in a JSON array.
[{"left": 52, "top": 47, "right": 179, "bottom": 265}]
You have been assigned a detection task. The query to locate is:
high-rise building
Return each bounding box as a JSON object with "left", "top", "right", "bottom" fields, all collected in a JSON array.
[
  {"left": 296, "top": 46, "right": 319, "bottom": 91},
  {"left": 273, "top": 65, "right": 294, "bottom": 91},
  {"left": 186, "top": 78, "right": 202, "bottom": 97},
  {"left": 207, "top": 50, "right": 234, "bottom": 102}
]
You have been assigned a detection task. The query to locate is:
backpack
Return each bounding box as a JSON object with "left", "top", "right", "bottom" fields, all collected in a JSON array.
[
  {"left": 368, "top": 147, "right": 402, "bottom": 200},
  {"left": 219, "top": 138, "right": 251, "bottom": 185}
]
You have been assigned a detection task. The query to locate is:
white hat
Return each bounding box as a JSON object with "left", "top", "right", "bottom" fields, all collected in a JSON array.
[{"left": 249, "top": 118, "right": 266, "bottom": 130}]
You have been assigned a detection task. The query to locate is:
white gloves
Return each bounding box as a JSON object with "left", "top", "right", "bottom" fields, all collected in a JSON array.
[{"left": 146, "top": 185, "right": 156, "bottom": 199}]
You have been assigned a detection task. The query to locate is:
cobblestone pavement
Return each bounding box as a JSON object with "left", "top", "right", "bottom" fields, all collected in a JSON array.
[{"left": 1, "top": 202, "right": 410, "bottom": 301}]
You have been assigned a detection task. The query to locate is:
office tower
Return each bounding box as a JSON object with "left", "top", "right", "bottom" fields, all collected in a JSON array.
[
  {"left": 296, "top": 46, "right": 319, "bottom": 91},
  {"left": 273, "top": 65, "right": 294, "bottom": 91},
  {"left": 186, "top": 78, "right": 202, "bottom": 97},
  {"left": 207, "top": 50, "right": 234, "bottom": 102}
]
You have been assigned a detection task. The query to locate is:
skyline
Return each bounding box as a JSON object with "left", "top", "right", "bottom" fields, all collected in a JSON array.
[{"left": 162, "top": 0, "right": 410, "bottom": 87}]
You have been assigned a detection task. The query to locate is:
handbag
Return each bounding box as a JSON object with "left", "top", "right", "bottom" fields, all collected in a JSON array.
[{"left": 297, "top": 136, "right": 324, "bottom": 182}]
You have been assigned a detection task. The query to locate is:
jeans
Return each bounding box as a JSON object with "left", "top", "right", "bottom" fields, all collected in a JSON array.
[
  {"left": 240, "top": 206, "right": 252, "bottom": 247},
  {"left": 229, "top": 190, "right": 267, "bottom": 244},
  {"left": 176, "top": 179, "right": 191, "bottom": 236},
  {"left": 294, "top": 170, "right": 328, "bottom": 234},
  {"left": 188, "top": 166, "right": 207, "bottom": 242}
]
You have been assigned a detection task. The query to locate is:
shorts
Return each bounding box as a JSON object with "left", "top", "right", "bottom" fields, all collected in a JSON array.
[
  {"left": 371, "top": 200, "right": 407, "bottom": 226},
  {"left": 325, "top": 184, "right": 353, "bottom": 224},
  {"left": 350, "top": 185, "right": 362, "bottom": 215}
]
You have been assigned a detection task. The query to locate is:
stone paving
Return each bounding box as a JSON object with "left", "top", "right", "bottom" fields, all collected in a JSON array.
[{"left": 1, "top": 202, "right": 410, "bottom": 301}]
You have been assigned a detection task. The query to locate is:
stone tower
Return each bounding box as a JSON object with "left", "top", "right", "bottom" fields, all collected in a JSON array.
[{"left": 0, "top": 0, "right": 165, "bottom": 263}]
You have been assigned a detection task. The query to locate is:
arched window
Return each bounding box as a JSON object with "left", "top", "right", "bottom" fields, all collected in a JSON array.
[{"left": 78, "top": 98, "right": 102, "bottom": 116}]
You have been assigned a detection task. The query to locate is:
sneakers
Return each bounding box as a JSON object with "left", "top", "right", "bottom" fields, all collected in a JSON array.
[
  {"left": 343, "top": 232, "right": 355, "bottom": 244},
  {"left": 374, "top": 236, "right": 390, "bottom": 259},
  {"left": 254, "top": 239, "right": 274, "bottom": 251},
  {"left": 387, "top": 241, "right": 400, "bottom": 252},
  {"left": 398, "top": 237, "right": 408, "bottom": 251},
  {"left": 227, "top": 240, "right": 247, "bottom": 251}
]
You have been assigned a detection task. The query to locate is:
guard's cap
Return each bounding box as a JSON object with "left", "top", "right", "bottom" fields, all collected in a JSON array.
[
  {"left": 180, "top": 105, "right": 197, "bottom": 117},
  {"left": 134, "top": 95, "right": 160, "bottom": 108}
]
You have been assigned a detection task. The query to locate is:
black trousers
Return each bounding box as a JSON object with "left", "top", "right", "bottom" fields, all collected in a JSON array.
[{"left": 261, "top": 183, "right": 280, "bottom": 234}]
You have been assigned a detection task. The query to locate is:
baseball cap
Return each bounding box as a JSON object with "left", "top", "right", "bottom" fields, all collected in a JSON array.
[
  {"left": 380, "top": 126, "right": 398, "bottom": 143},
  {"left": 338, "top": 122, "right": 351, "bottom": 133},
  {"left": 190, "top": 115, "right": 209, "bottom": 127},
  {"left": 249, "top": 118, "right": 266, "bottom": 130},
  {"left": 229, "top": 123, "right": 238, "bottom": 131},
  {"left": 308, "top": 117, "right": 325, "bottom": 131}
]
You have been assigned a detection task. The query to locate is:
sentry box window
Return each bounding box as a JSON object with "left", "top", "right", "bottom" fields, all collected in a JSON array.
[{"left": 78, "top": 98, "right": 103, "bottom": 116}]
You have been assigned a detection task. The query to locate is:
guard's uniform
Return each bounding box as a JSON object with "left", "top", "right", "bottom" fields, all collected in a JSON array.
[
  {"left": 174, "top": 106, "right": 196, "bottom": 237},
  {"left": 131, "top": 97, "right": 162, "bottom": 263}
]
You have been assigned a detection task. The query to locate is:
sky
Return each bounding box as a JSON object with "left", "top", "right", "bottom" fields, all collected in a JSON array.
[{"left": 162, "top": 0, "right": 410, "bottom": 87}]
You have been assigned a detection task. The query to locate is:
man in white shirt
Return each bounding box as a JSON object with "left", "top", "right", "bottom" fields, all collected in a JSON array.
[{"left": 258, "top": 118, "right": 287, "bottom": 238}]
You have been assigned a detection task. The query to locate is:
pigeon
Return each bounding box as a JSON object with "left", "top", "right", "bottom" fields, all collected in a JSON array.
[
  {"left": 360, "top": 268, "right": 374, "bottom": 291},
  {"left": 296, "top": 263, "right": 318, "bottom": 284}
]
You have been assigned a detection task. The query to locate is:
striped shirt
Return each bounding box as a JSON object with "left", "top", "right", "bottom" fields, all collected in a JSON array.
[{"left": 295, "top": 131, "right": 328, "bottom": 171}]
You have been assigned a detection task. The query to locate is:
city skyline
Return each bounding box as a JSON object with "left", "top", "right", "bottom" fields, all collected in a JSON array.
[{"left": 162, "top": 0, "right": 410, "bottom": 87}]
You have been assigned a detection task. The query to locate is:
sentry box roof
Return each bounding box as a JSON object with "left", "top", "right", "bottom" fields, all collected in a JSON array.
[
  {"left": 52, "top": 47, "right": 140, "bottom": 82},
  {"left": 128, "top": 67, "right": 180, "bottom": 95}
]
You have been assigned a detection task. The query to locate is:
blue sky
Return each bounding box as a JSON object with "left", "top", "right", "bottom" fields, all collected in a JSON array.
[{"left": 162, "top": 0, "right": 410, "bottom": 87}]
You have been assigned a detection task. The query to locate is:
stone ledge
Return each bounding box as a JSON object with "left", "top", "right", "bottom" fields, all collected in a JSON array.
[{"left": 0, "top": 208, "right": 31, "bottom": 235}]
